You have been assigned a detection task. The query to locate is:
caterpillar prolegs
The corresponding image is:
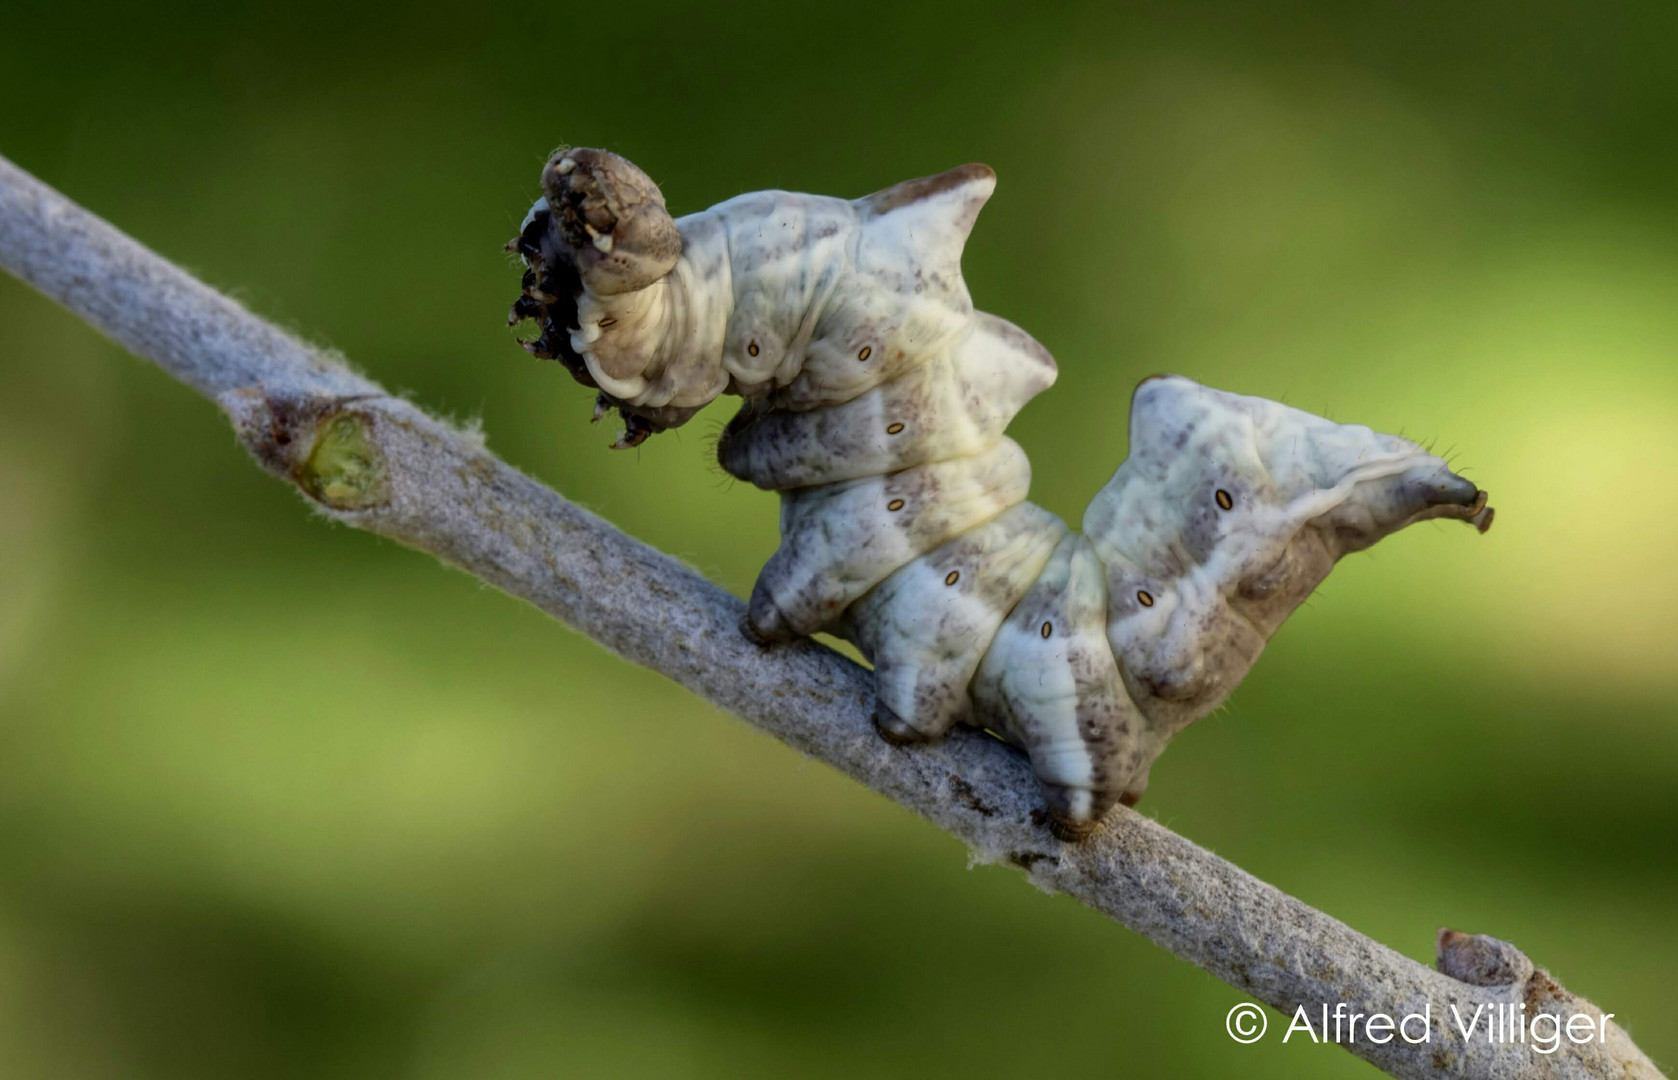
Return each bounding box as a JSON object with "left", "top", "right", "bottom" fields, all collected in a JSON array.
[{"left": 508, "top": 148, "right": 1495, "bottom": 840}]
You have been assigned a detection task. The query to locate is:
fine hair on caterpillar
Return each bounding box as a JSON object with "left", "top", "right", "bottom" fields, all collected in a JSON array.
[{"left": 507, "top": 148, "right": 1495, "bottom": 841}]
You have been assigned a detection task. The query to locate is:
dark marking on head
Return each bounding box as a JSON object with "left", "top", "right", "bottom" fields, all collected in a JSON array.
[
  {"left": 516, "top": 215, "right": 545, "bottom": 260},
  {"left": 610, "top": 413, "right": 655, "bottom": 450},
  {"left": 508, "top": 294, "right": 542, "bottom": 326}
]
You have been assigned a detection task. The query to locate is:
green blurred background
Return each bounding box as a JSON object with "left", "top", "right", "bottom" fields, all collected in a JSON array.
[{"left": 1, "top": 1, "right": 1674, "bottom": 1076}]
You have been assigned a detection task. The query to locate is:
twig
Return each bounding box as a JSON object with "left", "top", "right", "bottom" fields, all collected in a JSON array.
[{"left": 0, "top": 153, "right": 1662, "bottom": 1080}]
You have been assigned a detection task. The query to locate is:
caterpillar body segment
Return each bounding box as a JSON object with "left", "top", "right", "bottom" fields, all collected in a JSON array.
[
  {"left": 509, "top": 150, "right": 1494, "bottom": 840},
  {"left": 744, "top": 437, "right": 1034, "bottom": 644},
  {"left": 850, "top": 502, "right": 1069, "bottom": 744},
  {"left": 718, "top": 311, "right": 1057, "bottom": 491},
  {"left": 972, "top": 533, "right": 1151, "bottom": 827}
]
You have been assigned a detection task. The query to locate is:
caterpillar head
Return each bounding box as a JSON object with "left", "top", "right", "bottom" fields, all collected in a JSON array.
[
  {"left": 1087, "top": 375, "right": 1492, "bottom": 727},
  {"left": 535, "top": 148, "right": 682, "bottom": 296},
  {"left": 508, "top": 148, "right": 689, "bottom": 447}
]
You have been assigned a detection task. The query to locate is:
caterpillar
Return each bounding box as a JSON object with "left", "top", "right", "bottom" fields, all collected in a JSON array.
[{"left": 507, "top": 148, "right": 1494, "bottom": 840}]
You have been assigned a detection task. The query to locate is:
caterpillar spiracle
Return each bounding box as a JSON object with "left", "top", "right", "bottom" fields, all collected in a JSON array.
[{"left": 507, "top": 148, "right": 1495, "bottom": 840}]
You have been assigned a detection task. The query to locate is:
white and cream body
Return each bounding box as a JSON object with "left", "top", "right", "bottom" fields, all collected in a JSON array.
[{"left": 511, "top": 149, "right": 1492, "bottom": 838}]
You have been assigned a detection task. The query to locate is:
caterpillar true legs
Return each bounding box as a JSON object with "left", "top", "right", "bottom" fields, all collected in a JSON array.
[{"left": 509, "top": 148, "right": 1494, "bottom": 840}]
